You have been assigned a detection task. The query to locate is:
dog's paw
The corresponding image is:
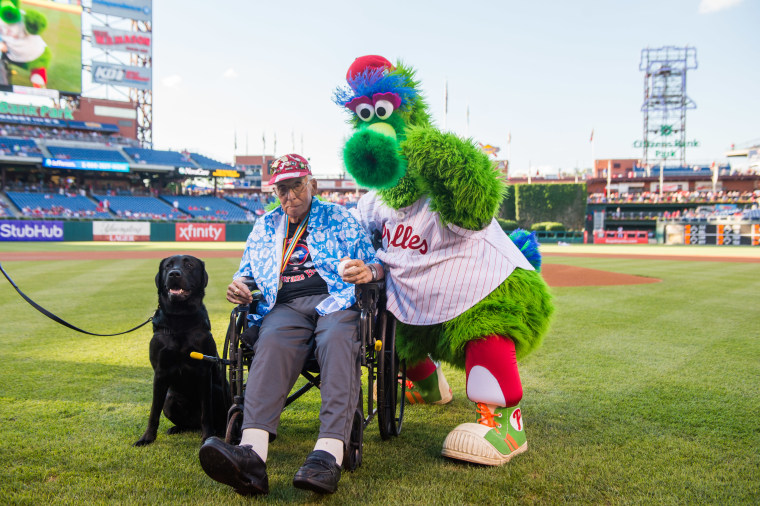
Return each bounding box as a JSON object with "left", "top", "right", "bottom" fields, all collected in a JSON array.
[
  {"left": 133, "top": 434, "right": 156, "bottom": 447},
  {"left": 166, "top": 425, "right": 190, "bottom": 435}
]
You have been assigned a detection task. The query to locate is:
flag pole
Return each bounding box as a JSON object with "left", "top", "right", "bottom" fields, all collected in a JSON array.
[
  {"left": 443, "top": 79, "right": 448, "bottom": 131},
  {"left": 606, "top": 159, "right": 612, "bottom": 198},
  {"left": 465, "top": 101, "right": 470, "bottom": 138}
]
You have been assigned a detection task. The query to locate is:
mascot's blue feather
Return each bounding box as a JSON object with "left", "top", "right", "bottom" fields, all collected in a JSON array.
[
  {"left": 509, "top": 228, "right": 542, "bottom": 272},
  {"left": 333, "top": 67, "right": 418, "bottom": 110}
]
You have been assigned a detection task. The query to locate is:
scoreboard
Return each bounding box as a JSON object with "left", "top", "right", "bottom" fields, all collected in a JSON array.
[{"left": 684, "top": 223, "right": 760, "bottom": 246}]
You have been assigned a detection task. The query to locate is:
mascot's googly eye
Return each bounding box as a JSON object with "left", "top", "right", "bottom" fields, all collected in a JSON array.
[
  {"left": 374, "top": 100, "right": 394, "bottom": 120},
  {"left": 356, "top": 103, "right": 375, "bottom": 122}
]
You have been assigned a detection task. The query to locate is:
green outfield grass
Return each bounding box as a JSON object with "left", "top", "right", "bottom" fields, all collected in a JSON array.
[{"left": 0, "top": 244, "right": 758, "bottom": 503}]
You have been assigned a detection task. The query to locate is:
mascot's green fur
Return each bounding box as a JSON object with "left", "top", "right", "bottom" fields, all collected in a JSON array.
[
  {"left": 335, "top": 57, "right": 553, "bottom": 368},
  {"left": 397, "top": 268, "right": 553, "bottom": 368}
]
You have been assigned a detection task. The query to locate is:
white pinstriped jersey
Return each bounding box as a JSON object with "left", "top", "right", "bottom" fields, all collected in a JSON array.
[{"left": 353, "top": 192, "right": 535, "bottom": 326}]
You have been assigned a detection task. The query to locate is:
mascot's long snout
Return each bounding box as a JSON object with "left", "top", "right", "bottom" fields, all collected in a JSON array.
[{"left": 343, "top": 127, "right": 405, "bottom": 190}]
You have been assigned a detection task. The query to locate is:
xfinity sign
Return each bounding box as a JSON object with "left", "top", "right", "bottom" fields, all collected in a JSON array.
[{"left": 0, "top": 221, "right": 63, "bottom": 241}]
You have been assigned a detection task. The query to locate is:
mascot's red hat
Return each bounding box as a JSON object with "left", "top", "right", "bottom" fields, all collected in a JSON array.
[{"left": 346, "top": 55, "right": 394, "bottom": 81}]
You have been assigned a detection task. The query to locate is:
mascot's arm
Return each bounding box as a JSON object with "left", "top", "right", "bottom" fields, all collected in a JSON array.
[
  {"left": 401, "top": 126, "right": 505, "bottom": 230},
  {"left": 24, "top": 10, "right": 48, "bottom": 35}
]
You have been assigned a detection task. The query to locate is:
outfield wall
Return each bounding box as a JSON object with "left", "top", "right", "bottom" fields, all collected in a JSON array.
[
  {"left": 0, "top": 220, "right": 254, "bottom": 242},
  {"left": 3, "top": 219, "right": 759, "bottom": 246}
]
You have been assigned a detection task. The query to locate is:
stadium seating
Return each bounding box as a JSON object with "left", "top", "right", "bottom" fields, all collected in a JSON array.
[
  {"left": 189, "top": 153, "right": 236, "bottom": 170},
  {"left": 92, "top": 195, "right": 189, "bottom": 220},
  {"left": 161, "top": 195, "right": 251, "bottom": 221},
  {"left": 0, "top": 137, "right": 42, "bottom": 156},
  {"left": 0, "top": 199, "right": 11, "bottom": 217},
  {"left": 6, "top": 191, "right": 112, "bottom": 218},
  {"left": 225, "top": 195, "right": 268, "bottom": 215},
  {"left": 123, "top": 147, "right": 192, "bottom": 166},
  {"left": 46, "top": 146, "right": 129, "bottom": 163}
]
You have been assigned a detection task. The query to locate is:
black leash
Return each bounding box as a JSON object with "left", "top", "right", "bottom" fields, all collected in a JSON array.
[{"left": 0, "top": 260, "right": 153, "bottom": 337}]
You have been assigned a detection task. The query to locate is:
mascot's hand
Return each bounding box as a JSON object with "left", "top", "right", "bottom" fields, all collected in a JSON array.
[
  {"left": 23, "top": 9, "right": 47, "bottom": 35},
  {"left": 401, "top": 127, "right": 505, "bottom": 231}
]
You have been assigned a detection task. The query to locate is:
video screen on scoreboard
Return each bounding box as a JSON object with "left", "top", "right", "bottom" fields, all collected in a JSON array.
[{"left": 0, "top": 0, "right": 82, "bottom": 95}]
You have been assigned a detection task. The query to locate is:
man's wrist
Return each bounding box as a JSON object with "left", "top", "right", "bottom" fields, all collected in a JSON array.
[{"left": 367, "top": 263, "right": 378, "bottom": 281}]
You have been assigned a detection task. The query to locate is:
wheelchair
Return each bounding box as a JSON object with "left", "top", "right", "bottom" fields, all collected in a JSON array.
[{"left": 218, "top": 279, "right": 405, "bottom": 472}]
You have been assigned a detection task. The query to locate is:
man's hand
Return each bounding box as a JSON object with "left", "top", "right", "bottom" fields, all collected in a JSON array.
[
  {"left": 339, "top": 257, "right": 383, "bottom": 285},
  {"left": 227, "top": 279, "right": 253, "bottom": 304}
]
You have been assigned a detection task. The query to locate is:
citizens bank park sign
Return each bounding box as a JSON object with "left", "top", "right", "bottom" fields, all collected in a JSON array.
[{"left": 92, "top": 26, "right": 151, "bottom": 55}]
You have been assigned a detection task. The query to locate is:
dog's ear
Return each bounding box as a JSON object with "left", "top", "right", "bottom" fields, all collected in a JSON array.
[
  {"left": 200, "top": 259, "right": 208, "bottom": 288},
  {"left": 156, "top": 258, "right": 166, "bottom": 289}
]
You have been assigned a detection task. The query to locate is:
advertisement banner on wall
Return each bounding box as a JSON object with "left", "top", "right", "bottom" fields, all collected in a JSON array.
[
  {"left": 93, "top": 221, "right": 149, "bottom": 241},
  {"left": 43, "top": 158, "right": 130, "bottom": 172},
  {"left": 91, "top": 0, "right": 152, "bottom": 21},
  {"left": 92, "top": 26, "right": 152, "bottom": 55},
  {"left": 175, "top": 223, "right": 226, "bottom": 242},
  {"left": 0, "top": 221, "right": 63, "bottom": 241},
  {"left": 92, "top": 62, "right": 151, "bottom": 90}
]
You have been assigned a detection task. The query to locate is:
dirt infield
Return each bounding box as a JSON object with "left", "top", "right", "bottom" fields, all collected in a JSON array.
[
  {"left": 540, "top": 263, "right": 659, "bottom": 287},
  {"left": 0, "top": 249, "right": 665, "bottom": 287}
]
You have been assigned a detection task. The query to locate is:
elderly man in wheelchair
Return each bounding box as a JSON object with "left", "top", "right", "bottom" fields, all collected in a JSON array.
[{"left": 198, "top": 154, "right": 385, "bottom": 496}]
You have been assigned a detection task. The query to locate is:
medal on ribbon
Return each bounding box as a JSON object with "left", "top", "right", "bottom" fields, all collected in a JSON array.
[{"left": 279, "top": 216, "right": 309, "bottom": 290}]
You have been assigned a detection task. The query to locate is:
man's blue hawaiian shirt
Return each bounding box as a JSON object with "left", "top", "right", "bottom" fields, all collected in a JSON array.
[{"left": 234, "top": 197, "right": 377, "bottom": 325}]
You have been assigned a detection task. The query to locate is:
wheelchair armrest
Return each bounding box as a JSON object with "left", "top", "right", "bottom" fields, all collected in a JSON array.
[{"left": 355, "top": 280, "right": 384, "bottom": 312}]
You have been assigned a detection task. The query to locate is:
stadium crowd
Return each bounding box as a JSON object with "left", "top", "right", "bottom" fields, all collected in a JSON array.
[
  {"left": 0, "top": 125, "right": 140, "bottom": 147},
  {"left": 588, "top": 189, "right": 760, "bottom": 204},
  {"left": 0, "top": 139, "right": 42, "bottom": 157}
]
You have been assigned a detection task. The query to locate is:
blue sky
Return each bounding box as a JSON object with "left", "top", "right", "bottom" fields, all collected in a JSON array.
[{"left": 150, "top": 0, "right": 759, "bottom": 177}]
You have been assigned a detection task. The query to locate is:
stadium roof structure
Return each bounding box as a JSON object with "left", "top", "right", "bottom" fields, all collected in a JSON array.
[{"left": 0, "top": 135, "right": 238, "bottom": 175}]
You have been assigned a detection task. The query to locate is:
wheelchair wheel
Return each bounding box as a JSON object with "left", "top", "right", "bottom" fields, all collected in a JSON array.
[
  {"left": 225, "top": 408, "right": 243, "bottom": 445},
  {"left": 377, "top": 312, "right": 406, "bottom": 440},
  {"left": 344, "top": 394, "right": 364, "bottom": 472}
]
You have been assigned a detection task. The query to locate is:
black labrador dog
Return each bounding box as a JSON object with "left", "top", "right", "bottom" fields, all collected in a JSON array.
[{"left": 134, "top": 255, "right": 230, "bottom": 446}]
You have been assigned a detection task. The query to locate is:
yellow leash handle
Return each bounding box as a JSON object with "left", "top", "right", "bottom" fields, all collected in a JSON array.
[{"left": 189, "top": 351, "right": 219, "bottom": 362}]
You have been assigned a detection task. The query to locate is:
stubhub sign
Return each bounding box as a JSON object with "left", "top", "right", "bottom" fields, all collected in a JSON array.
[{"left": 0, "top": 221, "right": 64, "bottom": 241}]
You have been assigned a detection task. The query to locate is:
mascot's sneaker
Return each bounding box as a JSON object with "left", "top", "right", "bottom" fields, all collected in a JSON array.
[
  {"left": 441, "top": 403, "right": 527, "bottom": 466},
  {"left": 405, "top": 367, "right": 453, "bottom": 405}
]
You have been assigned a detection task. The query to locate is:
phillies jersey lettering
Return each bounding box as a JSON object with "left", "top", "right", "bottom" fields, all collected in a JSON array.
[{"left": 382, "top": 223, "right": 429, "bottom": 254}]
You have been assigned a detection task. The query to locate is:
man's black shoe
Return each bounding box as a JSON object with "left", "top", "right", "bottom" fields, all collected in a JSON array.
[
  {"left": 199, "top": 436, "right": 268, "bottom": 496},
  {"left": 293, "top": 450, "right": 342, "bottom": 494}
]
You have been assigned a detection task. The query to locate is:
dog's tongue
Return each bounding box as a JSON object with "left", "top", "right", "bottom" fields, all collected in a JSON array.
[{"left": 169, "top": 288, "right": 186, "bottom": 296}]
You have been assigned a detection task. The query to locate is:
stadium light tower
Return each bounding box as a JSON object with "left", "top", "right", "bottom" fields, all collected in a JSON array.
[
  {"left": 82, "top": 0, "right": 153, "bottom": 147},
  {"left": 639, "top": 46, "right": 697, "bottom": 172},
  {"left": 128, "top": 17, "right": 152, "bottom": 147}
]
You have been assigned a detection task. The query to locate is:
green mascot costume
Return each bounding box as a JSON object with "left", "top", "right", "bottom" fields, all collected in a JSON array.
[
  {"left": 335, "top": 55, "right": 554, "bottom": 465},
  {"left": 0, "top": 0, "right": 51, "bottom": 88}
]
